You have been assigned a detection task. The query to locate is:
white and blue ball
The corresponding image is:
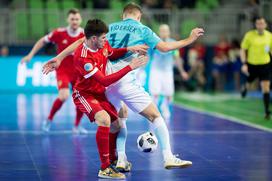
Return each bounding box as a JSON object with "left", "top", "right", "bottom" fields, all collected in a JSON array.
[{"left": 137, "top": 132, "right": 158, "bottom": 152}]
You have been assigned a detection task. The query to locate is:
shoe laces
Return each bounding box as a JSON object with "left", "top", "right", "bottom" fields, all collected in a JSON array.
[{"left": 109, "top": 164, "right": 120, "bottom": 173}]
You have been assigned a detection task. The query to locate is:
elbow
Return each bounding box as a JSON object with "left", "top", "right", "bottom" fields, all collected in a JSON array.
[{"left": 157, "top": 43, "right": 171, "bottom": 52}]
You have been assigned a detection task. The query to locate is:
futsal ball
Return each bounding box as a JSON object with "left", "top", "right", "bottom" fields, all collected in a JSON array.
[{"left": 137, "top": 132, "right": 158, "bottom": 152}]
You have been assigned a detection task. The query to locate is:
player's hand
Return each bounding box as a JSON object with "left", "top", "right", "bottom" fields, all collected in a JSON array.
[
  {"left": 127, "top": 44, "right": 149, "bottom": 55},
  {"left": 21, "top": 54, "right": 33, "bottom": 64},
  {"left": 42, "top": 58, "right": 60, "bottom": 75},
  {"left": 180, "top": 71, "right": 189, "bottom": 81},
  {"left": 241, "top": 64, "right": 249, "bottom": 76},
  {"left": 129, "top": 55, "right": 148, "bottom": 70},
  {"left": 189, "top": 28, "right": 204, "bottom": 42}
]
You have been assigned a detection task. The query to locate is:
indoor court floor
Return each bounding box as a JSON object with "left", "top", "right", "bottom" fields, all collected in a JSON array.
[{"left": 0, "top": 94, "right": 271, "bottom": 181}]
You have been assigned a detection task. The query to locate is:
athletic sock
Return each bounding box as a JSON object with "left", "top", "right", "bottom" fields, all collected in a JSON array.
[
  {"left": 152, "top": 116, "right": 173, "bottom": 161},
  {"left": 74, "top": 108, "right": 84, "bottom": 127},
  {"left": 117, "top": 118, "right": 128, "bottom": 160},
  {"left": 47, "top": 98, "right": 63, "bottom": 121},
  {"left": 96, "top": 126, "right": 110, "bottom": 170},
  {"left": 263, "top": 92, "right": 270, "bottom": 114},
  {"left": 109, "top": 132, "right": 118, "bottom": 163}
]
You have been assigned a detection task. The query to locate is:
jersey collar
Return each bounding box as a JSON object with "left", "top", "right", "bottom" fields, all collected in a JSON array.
[
  {"left": 83, "top": 42, "right": 98, "bottom": 53},
  {"left": 67, "top": 26, "right": 83, "bottom": 37}
]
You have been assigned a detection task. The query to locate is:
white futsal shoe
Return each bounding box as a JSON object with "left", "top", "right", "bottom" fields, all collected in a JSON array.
[
  {"left": 164, "top": 155, "right": 192, "bottom": 169},
  {"left": 72, "top": 126, "right": 88, "bottom": 134},
  {"left": 116, "top": 157, "right": 132, "bottom": 172},
  {"left": 42, "top": 119, "right": 52, "bottom": 132}
]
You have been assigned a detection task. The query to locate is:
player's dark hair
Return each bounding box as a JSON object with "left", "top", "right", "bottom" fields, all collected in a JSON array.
[
  {"left": 67, "top": 8, "right": 80, "bottom": 16},
  {"left": 123, "top": 2, "right": 142, "bottom": 15},
  {"left": 84, "top": 19, "right": 108, "bottom": 39},
  {"left": 254, "top": 16, "right": 265, "bottom": 22}
]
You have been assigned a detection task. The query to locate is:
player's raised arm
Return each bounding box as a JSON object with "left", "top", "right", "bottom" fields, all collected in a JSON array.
[
  {"left": 156, "top": 28, "right": 204, "bottom": 52},
  {"left": 42, "top": 37, "right": 85, "bottom": 74},
  {"left": 21, "top": 37, "right": 47, "bottom": 64},
  {"left": 174, "top": 50, "right": 189, "bottom": 81},
  {"left": 108, "top": 44, "right": 149, "bottom": 60},
  {"left": 91, "top": 55, "right": 148, "bottom": 87}
]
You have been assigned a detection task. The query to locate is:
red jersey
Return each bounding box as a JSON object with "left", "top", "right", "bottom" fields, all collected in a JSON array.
[
  {"left": 73, "top": 41, "right": 130, "bottom": 96},
  {"left": 44, "top": 27, "right": 85, "bottom": 74},
  {"left": 73, "top": 41, "right": 113, "bottom": 95}
]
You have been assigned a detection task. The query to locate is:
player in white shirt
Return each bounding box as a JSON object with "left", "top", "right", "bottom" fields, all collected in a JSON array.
[{"left": 149, "top": 24, "right": 188, "bottom": 121}]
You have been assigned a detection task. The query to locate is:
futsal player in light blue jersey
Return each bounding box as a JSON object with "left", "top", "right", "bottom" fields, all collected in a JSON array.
[
  {"left": 148, "top": 24, "right": 189, "bottom": 122},
  {"left": 43, "top": 2, "right": 204, "bottom": 173},
  {"left": 104, "top": 3, "right": 203, "bottom": 171}
]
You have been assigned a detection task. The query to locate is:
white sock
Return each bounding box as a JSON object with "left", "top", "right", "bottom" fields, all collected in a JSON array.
[
  {"left": 117, "top": 118, "right": 128, "bottom": 160},
  {"left": 152, "top": 116, "right": 173, "bottom": 161}
]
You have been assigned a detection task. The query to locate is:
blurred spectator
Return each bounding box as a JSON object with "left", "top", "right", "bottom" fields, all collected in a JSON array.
[
  {"left": 212, "top": 35, "right": 230, "bottom": 91},
  {"left": 246, "top": 0, "right": 260, "bottom": 22},
  {"left": 1, "top": 46, "right": 9, "bottom": 57},
  {"left": 228, "top": 39, "right": 242, "bottom": 91},
  {"left": 187, "top": 40, "right": 206, "bottom": 89}
]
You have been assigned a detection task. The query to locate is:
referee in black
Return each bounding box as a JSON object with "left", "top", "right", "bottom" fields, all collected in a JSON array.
[{"left": 240, "top": 17, "right": 272, "bottom": 120}]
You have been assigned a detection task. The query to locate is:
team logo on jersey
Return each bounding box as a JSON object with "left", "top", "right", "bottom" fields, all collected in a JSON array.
[
  {"left": 62, "top": 39, "right": 68, "bottom": 44},
  {"left": 84, "top": 63, "right": 93, "bottom": 71},
  {"left": 103, "top": 48, "right": 108, "bottom": 57}
]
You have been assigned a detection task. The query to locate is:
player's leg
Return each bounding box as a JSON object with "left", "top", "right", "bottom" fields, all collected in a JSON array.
[
  {"left": 105, "top": 89, "right": 130, "bottom": 171},
  {"left": 149, "top": 68, "right": 161, "bottom": 106},
  {"left": 241, "top": 64, "right": 256, "bottom": 98},
  {"left": 115, "top": 83, "right": 192, "bottom": 169},
  {"left": 42, "top": 87, "right": 70, "bottom": 132},
  {"left": 72, "top": 108, "right": 87, "bottom": 134},
  {"left": 74, "top": 94, "right": 125, "bottom": 179},
  {"left": 259, "top": 64, "right": 271, "bottom": 119},
  {"left": 261, "top": 80, "right": 270, "bottom": 119},
  {"left": 160, "top": 71, "right": 174, "bottom": 122},
  {"left": 140, "top": 102, "right": 192, "bottom": 169},
  {"left": 71, "top": 78, "right": 87, "bottom": 134}
]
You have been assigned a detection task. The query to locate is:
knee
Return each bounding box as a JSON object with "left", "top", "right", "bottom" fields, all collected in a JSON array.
[
  {"left": 58, "top": 90, "right": 70, "bottom": 101},
  {"left": 146, "top": 110, "right": 161, "bottom": 122},
  {"left": 95, "top": 110, "right": 111, "bottom": 127},
  {"left": 118, "top": 104, "right": 128, "bottom": 118},
  {"left": 261, "top": 81, "right": 270, "bottom": 93}
]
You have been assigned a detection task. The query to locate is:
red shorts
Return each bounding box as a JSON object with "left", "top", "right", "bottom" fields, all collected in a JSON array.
[
  {"left": 56, "top": 70, "right": 77, "bottom": 90},
  {"left": 72, "top": 91, "right": 118, "bottom": 123}
]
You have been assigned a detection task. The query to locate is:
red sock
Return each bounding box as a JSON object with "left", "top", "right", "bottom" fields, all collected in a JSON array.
[
  {"left": 109, "top": 132, "right": 118, "bottom": 163},
  {"left": 96, "top": 126, "right": 110, "bottom": 169},
  {"left": 74, "top": 108, "right": 84, "bottom": 127},
  {"left": 47, "top": 98, "right": 63, "bottom": 121}
]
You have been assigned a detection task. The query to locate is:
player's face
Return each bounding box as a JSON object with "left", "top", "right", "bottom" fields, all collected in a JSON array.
[
  {"left": 159, "top": 26, "right": 170, "bottom": 39},
  {"left": 255, "top": 19, "right": 267, "bottom": 32},
  {"left": 96, "top": 33, "right": 107, "bottom": 49},
  {"left": 67, "top": 13, "right": 82, "bottom": 30}
]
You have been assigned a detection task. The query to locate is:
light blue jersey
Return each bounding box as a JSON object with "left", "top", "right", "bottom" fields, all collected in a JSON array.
[
  {"left": 106, "top": 18, "right": 161, "bottom": 69},
  {"left": 149, "top": 38, "right": 176, "bottom": 72}
]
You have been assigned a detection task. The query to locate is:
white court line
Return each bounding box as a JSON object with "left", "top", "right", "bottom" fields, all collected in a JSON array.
[
  {"left": 174, "top": 103, "right": 272, "bottom": 133},
  {"left": 0, "top": 130, "right": 267, "bottom": 135}
]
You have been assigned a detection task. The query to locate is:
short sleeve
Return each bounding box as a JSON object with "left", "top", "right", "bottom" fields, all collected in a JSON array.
[
  {"left": 44, "top": 29, "right": 59, "bottom": 44},
  {"left": 142, "top": 26, "right": 161, "bottom": 49},
  {"left": 241, "top": 32, "right": 250, "bottom": 50}
]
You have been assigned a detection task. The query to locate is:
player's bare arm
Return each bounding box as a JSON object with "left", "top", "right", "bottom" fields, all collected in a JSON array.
[
  {"left": 156, "top": 28, "right": 204, "bottom": 52},
  {"left": 42, "top": 37, "right": 85, "bottom": 74},
  {"left": 127, "top": 44, "right": 149, "bottom": 54},
  {"left": 21, "top": 37, "right": 47, "bottom": 64},
  {"left": 174, "top": 53, "right": 189, "bottom": 81},
  {"left": 240, "top": 48, "right": 249, "bottom": 76}
]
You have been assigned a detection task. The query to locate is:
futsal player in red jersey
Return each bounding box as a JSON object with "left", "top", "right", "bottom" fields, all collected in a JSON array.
[
  {"left": 45, "top": 19, "right": 147, "bottom": 179},
  {"left": 21, "top": 9, "right": 87, "bottom": 134}
]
